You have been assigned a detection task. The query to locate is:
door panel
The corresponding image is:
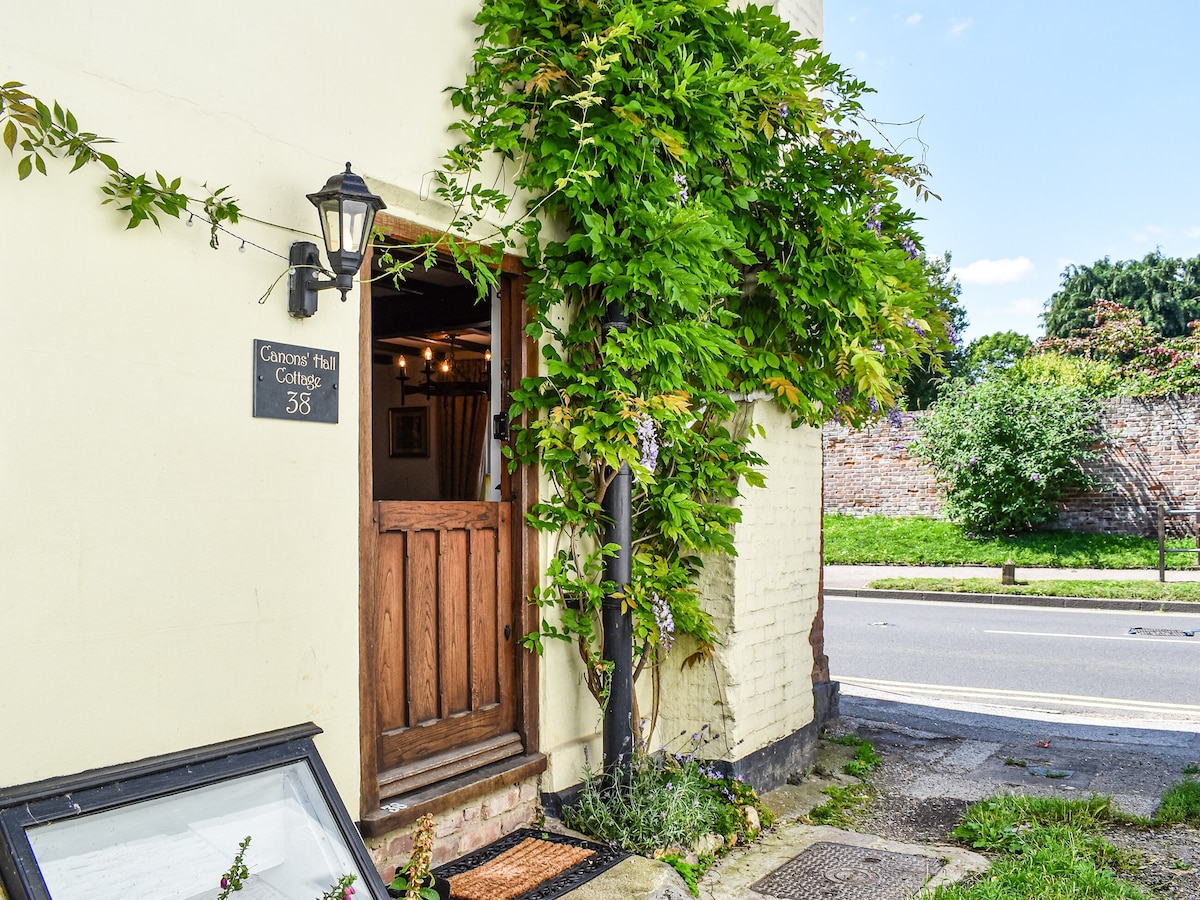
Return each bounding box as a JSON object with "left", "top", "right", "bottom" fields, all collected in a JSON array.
[{"left": 374, "top": 500, "right": 518, "bottom": 800}]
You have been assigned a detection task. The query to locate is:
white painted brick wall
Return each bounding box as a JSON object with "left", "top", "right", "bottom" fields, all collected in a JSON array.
[{"left": 653, "top": 400, "right": 822, "bottom": 765}]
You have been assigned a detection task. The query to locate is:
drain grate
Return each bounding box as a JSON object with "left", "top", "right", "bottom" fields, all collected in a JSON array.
[
  {"left": 1128, "top": 627, "right": 1195, "bottom": 637},
  {"left": 751, "top": 841, "right": 943, "bottom": 899}
]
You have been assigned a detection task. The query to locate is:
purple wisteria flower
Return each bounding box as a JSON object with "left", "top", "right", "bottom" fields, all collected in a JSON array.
[
  {"left": 886, "top": 407, "right": 904, "bottom": 428},
  {"left": 945, "top": 322, "right": 959, "bottom": 346},
  {"left": 1030, "top": 472, "right": 1040, "bottom": 482},
  {"left": 672, "top": 172, "right": 689, "bottom": 205},
  {"left": 868, "top": 397, "right": 879, "bottom": 414},
  {"left": 900, "top": 234, "right": 919, "bottom": 258},
  {"left": 636, "top": 414, "right": 660, "bottom": 472},
  {"left": 866, "top": 202, "right": 882, "bottom": 234},
  {"left": 835, "top": 385, "right": 852, "bottom": 404},
  {"left": 905, "top": 316, "right": 926, "bottom": 338},
  {"left": 778, "top": 102, "right": 789, "bottom": 119},
  {"left": 651, "top": 591, "right": 675, "bottom": 651}
]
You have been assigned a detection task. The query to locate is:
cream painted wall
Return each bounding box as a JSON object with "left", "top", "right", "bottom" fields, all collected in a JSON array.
[{"left": 0, "top": 0, "right": 489, "bottom": 822}]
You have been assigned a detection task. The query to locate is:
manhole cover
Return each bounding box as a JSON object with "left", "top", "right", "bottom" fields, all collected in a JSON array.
[
  {"left": 1128, "top": 627, "right": 1195, "bottom": 637},
  {"left": 751, "top": 841, "right": 943, "bottom": 899}
]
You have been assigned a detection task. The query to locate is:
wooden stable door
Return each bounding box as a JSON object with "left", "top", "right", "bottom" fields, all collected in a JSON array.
[{"left": 372, "top": 500, "right": 521, "bottom": 800}]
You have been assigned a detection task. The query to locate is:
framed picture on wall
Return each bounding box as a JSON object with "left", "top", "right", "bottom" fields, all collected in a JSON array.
[{"left": 389, "top": 407, "right": 429, "bottom": 458}]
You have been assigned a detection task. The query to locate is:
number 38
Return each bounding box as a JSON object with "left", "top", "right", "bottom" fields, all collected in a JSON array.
[{"left": 286, "top": 391, "right": 312, "bottom": 415}]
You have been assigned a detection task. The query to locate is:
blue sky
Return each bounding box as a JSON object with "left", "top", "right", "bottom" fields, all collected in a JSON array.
[{"left": 822, "top": 2, "right": 1200, "bottom": 343}]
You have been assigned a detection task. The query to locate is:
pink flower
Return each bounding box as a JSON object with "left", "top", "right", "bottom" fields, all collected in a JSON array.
[{"left": 221, "top": 877, "right": 230, "bottom": 889}]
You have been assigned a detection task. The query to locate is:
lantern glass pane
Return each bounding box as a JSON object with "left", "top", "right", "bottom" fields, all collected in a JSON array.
[
  {"left": 319, "top": 202, "right": 341, "bottom": 253},
  {"left": 340, "top": 200, "right": 370, "bottom": 255}
]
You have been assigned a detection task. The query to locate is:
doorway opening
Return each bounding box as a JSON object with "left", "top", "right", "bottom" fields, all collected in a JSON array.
[
  {"left": 369, "top": 244, "right": 501, "bottom": 503},
  {"left": 358, "top": 226, "right": 543, "bottom": 834}
]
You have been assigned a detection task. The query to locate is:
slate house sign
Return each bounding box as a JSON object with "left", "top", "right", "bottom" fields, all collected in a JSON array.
[{"left": 253, "top": 339, "right": 339, "bottom": 423}]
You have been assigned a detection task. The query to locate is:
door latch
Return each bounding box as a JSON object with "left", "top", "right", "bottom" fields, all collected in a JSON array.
[{"left": 504, "top": 624, "right": 512, "bottom": 640}]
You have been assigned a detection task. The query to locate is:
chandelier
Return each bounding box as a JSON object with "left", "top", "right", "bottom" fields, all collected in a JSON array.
[{"left": 395, "top": 339, "right": 490, "bottom": 404}]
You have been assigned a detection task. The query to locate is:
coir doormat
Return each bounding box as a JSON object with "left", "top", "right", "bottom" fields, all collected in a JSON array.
[{"left": 432, "top": 828, "right": 627, "bottom": 900}]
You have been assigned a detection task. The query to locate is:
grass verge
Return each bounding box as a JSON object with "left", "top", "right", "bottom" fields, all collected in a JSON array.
[
  {"left": 933, "top": 774, "right": 1200, "bottom": 899},
  {"left": 825, "top": 514, "right": 1199, "bottom": 569},
  {"left": 866, "top": 577, "right": 1200, "bottom": 602}
]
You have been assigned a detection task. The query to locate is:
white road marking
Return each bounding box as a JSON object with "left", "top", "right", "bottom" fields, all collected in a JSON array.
[
  {"left": 832, "top": 595, "right": 1200, "bottom": 619},
  {"left": 837, "top": 676, "right": 1200, "bottom": 717},
  {"left": 985, "top": 629, "right": 1196, "bottom": 644}
]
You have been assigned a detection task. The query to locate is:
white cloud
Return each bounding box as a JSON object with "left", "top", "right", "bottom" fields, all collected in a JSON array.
[
  {"left": 954, "top": 257, "right": 1036, "bottom": 286},
  {"left": 1006, "top": 297, "right": 1040, "bottom": 315},
  {"left": 905, "top": 13, "right": 922, "bottom": 25},
  {"left": 1185, "top": 226, "right": 1200, "bottom": 238},
  {"left": 948, "top": 18, "right": 972, "bottom": 37}
]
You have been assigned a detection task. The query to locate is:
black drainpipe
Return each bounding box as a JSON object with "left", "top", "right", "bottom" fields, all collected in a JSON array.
[{"left": 601, "top": 302, "right": 633, "bottom": 788}]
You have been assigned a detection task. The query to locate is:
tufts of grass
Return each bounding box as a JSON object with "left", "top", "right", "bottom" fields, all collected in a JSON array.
[
  {"left": 1155, "top": 778, "right": 1200, "bottom": 825},
  {"left": 866, "top": 576, "right": 1200, "bottom": 602},
  {"left": 802, "top": 735, "right": 882, "bottom": 827},
  {"left": 825, "top": 514, "right": 1198, "bottom": 569},
  {"left": 936, "top": 795, "right": 1151, "bottom": 900},
  {"left": 827, "top": 734, "right": 883, "bottom": 777},
  {"left": 805, "top": 783, "right": 875, "bottom": 829}
]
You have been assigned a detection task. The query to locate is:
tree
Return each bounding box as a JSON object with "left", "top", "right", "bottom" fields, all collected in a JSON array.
[
  {"left": 1036, "top": 299, "right": 1200, "bottom": 396},
  {"left": 1043, "top": 251, "right": 1200, "bottom": 339},
  {"left": 910, "top": 378, "right": 1102, "bottom": 533},
  {"left": 961, "top": 330, "right": 1032, "bottom": 382},
  {"left": 903, "top": 253, "right": 967, "bottom": 408}
]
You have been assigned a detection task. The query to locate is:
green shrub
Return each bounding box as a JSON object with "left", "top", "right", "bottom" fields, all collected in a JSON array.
[
  {"left": 1006, "top": 351, "right": 1119, "bottom": 395},
  {"left": 910, "top": 379, "right": 1103, "bottom": 533}
]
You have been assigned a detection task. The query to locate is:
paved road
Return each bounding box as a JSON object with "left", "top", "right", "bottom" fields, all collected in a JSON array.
[{"left": 826, "top": 594, "right": 1200, "bottom": 729}]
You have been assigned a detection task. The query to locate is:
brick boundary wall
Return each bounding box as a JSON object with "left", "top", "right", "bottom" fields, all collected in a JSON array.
[{"left": 823, "top": 396, "right": 1200, "bottom": 537}]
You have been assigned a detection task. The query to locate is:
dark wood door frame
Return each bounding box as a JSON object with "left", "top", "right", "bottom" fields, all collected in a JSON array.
[{"left": 357, "top": 215, "right": 543, "bottom": 834}]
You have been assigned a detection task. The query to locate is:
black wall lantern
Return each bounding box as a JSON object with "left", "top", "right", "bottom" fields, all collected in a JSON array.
[{"left": 288, "top": 163, "right": 386, "bottom": 318}]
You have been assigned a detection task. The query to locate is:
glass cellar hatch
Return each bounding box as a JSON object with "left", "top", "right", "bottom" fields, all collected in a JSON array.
[{"left": 0, "top": 724, "right": 389, "bottom": 900}]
